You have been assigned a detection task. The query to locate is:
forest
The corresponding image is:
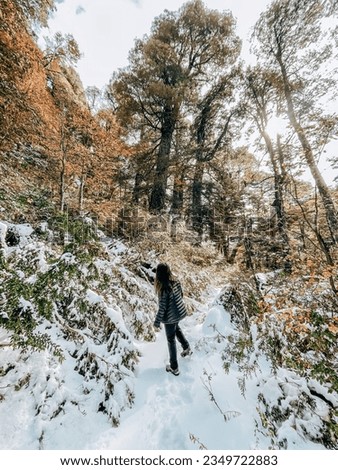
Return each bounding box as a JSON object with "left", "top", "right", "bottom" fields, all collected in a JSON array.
[{"left": 0, "top": 0, "right": 338, "bottom": 451}]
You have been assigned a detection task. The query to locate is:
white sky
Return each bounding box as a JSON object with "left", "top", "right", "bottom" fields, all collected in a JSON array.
[{"left": 48, "top": 0, "right": 272, "bottom": 89}]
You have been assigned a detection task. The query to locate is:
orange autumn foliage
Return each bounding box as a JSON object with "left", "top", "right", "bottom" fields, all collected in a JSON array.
[{"left": 0, "top": 0, "right": 132, "bottom": 222}]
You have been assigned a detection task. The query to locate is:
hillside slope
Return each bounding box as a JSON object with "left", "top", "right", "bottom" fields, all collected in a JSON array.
[{"left": 0, "top": 221, "right": 337, "bottom": 450}]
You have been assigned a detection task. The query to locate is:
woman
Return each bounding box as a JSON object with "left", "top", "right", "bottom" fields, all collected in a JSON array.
[{"left": 153, "top": 263, "right": 191, "bottom": 376}]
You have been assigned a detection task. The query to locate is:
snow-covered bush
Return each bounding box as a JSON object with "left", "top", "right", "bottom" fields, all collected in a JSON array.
[
  {"left": 209, "top": 268, "right": 338, "bottom": 449},
  {"left": 0, "top": 218, "right": 158, "bottom": 437}
]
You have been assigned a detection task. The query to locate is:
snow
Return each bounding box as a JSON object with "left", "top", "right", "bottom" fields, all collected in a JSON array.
[
  {"left": 0, "top": 221, "right": 7, "bottom": 246},
  {"left": 86, "top": 289, "right": 104, "bottom": 304},
  {"left": 0, "top": 221, "right": 336, "bottom": 451},
  {"left": 0, "top": 297, "right": 331, "bottom": 450},
  {"left": 0, "top": 327, "right": 10, "bottom": 343},
  {"left": 13, "top": 223, "right": 34, "bottom": 237}
]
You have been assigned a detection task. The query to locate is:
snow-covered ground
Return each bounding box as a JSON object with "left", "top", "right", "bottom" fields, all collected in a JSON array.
[
  {"left": 0, "top": 288, "right": 330, "bottom": 450},
  {"left": 0, "top": 221, "right": 336, "bottom": 450}
]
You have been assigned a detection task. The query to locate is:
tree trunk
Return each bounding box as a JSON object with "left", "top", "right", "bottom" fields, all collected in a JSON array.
[
  {"left": 192, "top": 161, "right": 204, "bottom": 236},
  {"left": 191, "top": 101, "right": 208, "bottom": 237},
  {"left": 78, "top": 172, "right": 86, "bottom": 212},
  {"left": 275, "top": 134, "right": 290, "bottom": 247},
  {"left": 171, "top": 172, "right": 184, "bottom": 214},
  {"left": 279, "top": 60, "right": 338, "bottom": 244},
  {"left": 243, "top": 236, "right": 255, "bottom": 270},
  {"left": 149, "top": 109, "right": 176, "bottom": 213},
  {"left": 132, "top": 172, "right": 143, "bottom": 204},
  {"left": 261, "top": 129, "right": 289, "bottom": 250},
  {"left": 60, "top": 131, "right": 66, "bottom": 213}
]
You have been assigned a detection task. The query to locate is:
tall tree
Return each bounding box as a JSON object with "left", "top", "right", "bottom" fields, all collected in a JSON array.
[
  {"left": 85, "top": 86, "right": 102, "bottom": 114},
  {"left": 244, "top": 67, "right": 290, "bottom": 251},
  {"left": 43, "top": 32, "right": 81, "bottom": 68},
  {"left": 110, "top": 0, "right": 240, "bottom": 212},
  {"left": 191, "top": 70, "right": 240, "bottom": 236},
  {"left": 0, "top": 0, "right": 59, "bottom": 154},
  {"left": 252, "top": 0, "right": 338, "bottom": 243}
]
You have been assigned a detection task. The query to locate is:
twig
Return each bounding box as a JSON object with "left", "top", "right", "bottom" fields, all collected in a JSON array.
[
  {"left": 189, "top": 433, "right": 208, "bottom": 450},
  {"left": 201, "top": 372, "right": 241, "bottom": 422}
]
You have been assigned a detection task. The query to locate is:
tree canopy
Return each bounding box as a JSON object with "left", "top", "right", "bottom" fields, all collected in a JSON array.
[{"left": 110, "top": 0, "right": 241, "bottom": 212}]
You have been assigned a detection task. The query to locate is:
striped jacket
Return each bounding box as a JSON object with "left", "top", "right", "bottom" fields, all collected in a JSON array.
[{"left": 154, "top": 280, "right": 187, "bottom": 327}]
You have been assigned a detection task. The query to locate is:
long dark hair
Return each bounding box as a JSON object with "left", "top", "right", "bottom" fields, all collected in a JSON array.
[{"left": 155, "top": 263, "right": 175, "bottom": 295}]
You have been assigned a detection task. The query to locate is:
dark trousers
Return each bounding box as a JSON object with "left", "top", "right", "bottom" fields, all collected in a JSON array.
[{"left": 164, "top": 323, "right": 189, "bottom": 370}]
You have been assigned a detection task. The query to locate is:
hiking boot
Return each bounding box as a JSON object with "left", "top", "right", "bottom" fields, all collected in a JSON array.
[
  {"left": 166, "top": 365, "right": 180, "bottom": 376},
  {"left": 181, "top": 347, "right": 192, "bottom": 358}
]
